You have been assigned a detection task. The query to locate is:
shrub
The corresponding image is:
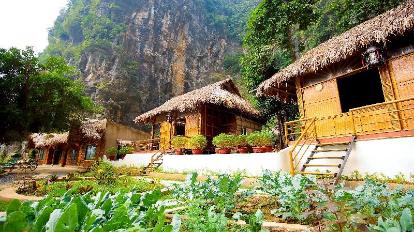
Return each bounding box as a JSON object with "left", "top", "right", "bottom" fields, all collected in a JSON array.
[
  {"left": 106, "top": 146, "right": 117, "bottom": 155},
  {"left": 247, "top": 130, "right": 274, "bottom": 147},
  {"left": 187, "top": 135, "right": 207, "bottom": 149},
  {"left": 236, "top": 134, "right": 249, "bottom": 147},
  {"left": 119, "top": 146, "right": 134, "bottom": 155},
  {"left": 171, "top": 136, "right": 188, "bottom": 149},
  {"left": 90, "top": 160, "right": 117, "bottom": 185},
  {"left": 212, "top": 133, "right": 235, "bottom": 149}
]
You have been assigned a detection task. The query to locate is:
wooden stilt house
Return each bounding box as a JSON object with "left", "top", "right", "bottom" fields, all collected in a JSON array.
[
  {"left": 135, "top": 79, "right": 263, "bottom": 151},
  {"left": 257, "top": 1, "right": 414, "bottom": 177}
]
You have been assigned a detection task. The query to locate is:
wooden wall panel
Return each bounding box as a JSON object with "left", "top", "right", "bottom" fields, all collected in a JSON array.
[
  {"left": 302, "top": 79, "right": 342, "bottom": 118},
  {"left": 185, "top": 113, "right": 201, "bottom": 137},
  {"left": 389, "top": 52, "right": 414, "bottom": 130},
  {"left": 235, "top": 116, "right": 261, "bottom": 134}
]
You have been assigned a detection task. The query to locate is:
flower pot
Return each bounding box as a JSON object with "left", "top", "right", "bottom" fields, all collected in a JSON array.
[
  {"left": 217, "top": 148, "right": 231, "bottom": 154},
  {"left": 107, "top": 155, "right": 116, "bottom": 160},
  {"left": 175, "top": 149, "right": 183, "bottom": 155},
  {"left": 252, "top": 147, "right": 265, "bottom": 153},
  {"left": 262, "top": 146, "right": 273, "bottom": 152},
  {"left": 191, "top": 149, "right": 203, "bottom": 155},
  {"left": 237, "top": 146, "right": 249, "bottom": 154}
]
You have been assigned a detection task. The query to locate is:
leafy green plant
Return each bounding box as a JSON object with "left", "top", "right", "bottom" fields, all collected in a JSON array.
[
  {"left": 212, "top": 133, "right": 235, "bottom": 149},
  {"left": 171, "top": 136, "right": 188, "bottom": 149},
  {"left": 259, "top": 170, "right": 327, "bottom": 223},
  {"left": 90, "top": 160, "right": 117, "bottom": 185},
  {"left": 369, "top": 208, "right": 413, "bottom": 232},
  {"left": 106, "top": 146, "right": 117, "bottom": 155},
  {"left": 247, "top": 130, "right": 273, "bottom": 147},
  {"left": 1, "top": 188, "right": 176, "bottom": 232},
  {"left": 186, "top": 135, "right": 207, "bottom": 149},
  {"left": 119, "top": 146, "right": 134, "bottom": 155},
  {"left": 235, "top": 134, "right": 249, "bottom": 147},
  {"left": 173, "top": 172, "right": 243, "bottom": 211}
]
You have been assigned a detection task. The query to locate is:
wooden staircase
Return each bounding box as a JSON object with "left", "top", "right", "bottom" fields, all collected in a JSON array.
[
  {"left": 299, "top": 136, "right": 355, "bottom": 183},
  {"left": 139, "top": 151, "right": 169, "bottom": 175}
]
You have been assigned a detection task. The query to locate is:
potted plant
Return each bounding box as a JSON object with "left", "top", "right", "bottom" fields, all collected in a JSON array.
[
  {"left": 260, "top": 130, "right": 274, "bottom": 152},
  {"left": 106, "top": 147, "right": 117, "bottom": 160},
  {"left": 236, "top": 135, "right": 249, "bottom": 153},
  {"left": 118, "top": 146, "right": 134, "bottom": 159},
  {"left": 187, "top": 135, "right": 207, "bottom": 155},
  {"left": 212, "top": 133, "right": 234, "bottom": 154},
  {"left": 247, "top": 131, "right": 265, "bottom": 153},
  {"left": 171, "top": 136, "right": 188, "bottom": 155}
]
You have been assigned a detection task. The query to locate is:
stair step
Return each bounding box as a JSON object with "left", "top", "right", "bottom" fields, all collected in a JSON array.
[
  {"left": 308, "top": 156, "right": 345, "bottom": 160},
  {"left": 314, "top": 148, "right": 348, "bottom": 152},
  {"left": 299, "top": 171, "right": 337, "bottom": 176},
  {"left": 317, "top": 142, "right": 349, "bottom": 147},
  {"left": 303, "top": 164, "right": 341, "bottom": 168}
]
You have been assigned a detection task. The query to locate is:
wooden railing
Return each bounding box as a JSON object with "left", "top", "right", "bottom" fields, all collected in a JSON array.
[
  {"left": 133, "top": 138, "right": 160, "bottom": 151},
  {"left": 286, "top": 118, "right": 317, "bottom": 175},
  {"left": 284, "top": 97, "right": 414, "bottom": 174},
  {"left": 285, "top": 97, "right": 414, "bottom": 142}
]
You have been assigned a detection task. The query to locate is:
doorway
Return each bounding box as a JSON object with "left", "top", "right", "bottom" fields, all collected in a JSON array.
[
  {"left": 337, "top": 69, "right": 385, "bottom": 112},
  {"left": 52, "top": 149, "right": 62, "bottom": 165}
]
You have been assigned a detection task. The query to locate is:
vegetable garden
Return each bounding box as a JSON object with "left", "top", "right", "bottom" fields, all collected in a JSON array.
[{"left": 0, "top": 163, "right": 413, "bottom": 231}]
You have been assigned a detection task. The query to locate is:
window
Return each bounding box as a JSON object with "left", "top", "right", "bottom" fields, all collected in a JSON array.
[
  {"left": 337, "top": 69, "right": 385, "bottom": 112},
  {"left": 175, "top": 118, "right": 186, "bottom": 136},
  {"left": 85, "top": 145, "right": 97, "bottom": 160},
  {"left": 71, "top": 149, "right": 78, "bottom": 161}
]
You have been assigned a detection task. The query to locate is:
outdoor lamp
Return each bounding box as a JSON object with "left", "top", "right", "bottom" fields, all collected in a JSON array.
[{"left": 362, "top": 46, "right": 385, "bottom": 68}]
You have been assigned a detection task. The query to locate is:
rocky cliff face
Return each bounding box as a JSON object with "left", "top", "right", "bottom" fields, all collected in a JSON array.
[{"left": 44, "top": 0, "right": 258, "bottom": 126}]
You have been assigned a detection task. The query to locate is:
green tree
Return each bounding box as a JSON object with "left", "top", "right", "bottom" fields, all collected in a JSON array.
[{"left": 0, "top": 47, "right": 97, "bottom": 142}]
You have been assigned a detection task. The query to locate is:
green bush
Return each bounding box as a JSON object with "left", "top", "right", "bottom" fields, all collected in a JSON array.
[
  {"left": 236, "top": 134, "right": 249, "bottom": 147},
  {"left": 212, "top": 133, "right": 235, "bottom": 149},
  {"left": 119, "top": 146, "right": 134, "bottom": 155},
  {"left": 90, "top": 160, "right": 117, "bottom": 185},
  {"left": 171, "top": 136, "right": 188, "bottom": 149},
  {"left": 187, "top": 135, "right": 207, "bottom": 149},
  {"left": 106, "top": 146, "right": 117, "bottom": 155},
  {"left": 247, "top": 130, "right": 274, "bottom": 147}
]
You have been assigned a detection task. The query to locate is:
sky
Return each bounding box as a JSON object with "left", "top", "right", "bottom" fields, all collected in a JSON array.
[{"left": 0, "top": 0, "right": 69, "bottom": 54}]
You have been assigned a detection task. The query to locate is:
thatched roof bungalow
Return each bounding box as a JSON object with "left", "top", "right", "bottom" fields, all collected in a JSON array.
[
  {"left": 135, "top": 79, "right": 263, "bottom": 151},
  {"left": 257, "top": 0, "right": 414, "bottom": 100},
  {"left": 257, "top": 0, "right": 414, "bottom": 140},
  {"left": 28, "top": 119, "right": 150, "bottom": 167}
]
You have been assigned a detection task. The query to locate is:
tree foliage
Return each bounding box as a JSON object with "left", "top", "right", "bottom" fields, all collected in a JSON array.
[{"left": 0, "top": 47, "right": 97, "bottom": 142}]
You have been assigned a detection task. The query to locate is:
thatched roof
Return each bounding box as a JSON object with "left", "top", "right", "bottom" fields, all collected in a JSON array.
[
  {"left": 257, "top": 0, "right": 414, "bottom": 98},
  {"left": 80, "top": 119, "right": 107, "bottom": 141},
  {"left": 29, "top": 132, "right": 69, "bottom": 148},
  {"left": 135, "top": 79, "right": 261, "bottom": 123}
]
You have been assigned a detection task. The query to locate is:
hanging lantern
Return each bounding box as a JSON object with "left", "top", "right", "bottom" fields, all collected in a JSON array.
[
  {"left": 362, "top": 46, "right": 385, "bottom": 68},
  {"left": 166, "top": 112, "right": 173, "bottom": 123}
]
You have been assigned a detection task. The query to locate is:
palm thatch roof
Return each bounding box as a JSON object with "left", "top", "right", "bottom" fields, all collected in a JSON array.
[
  {"left": 135, "top": 79, "right": 261, "bottom": 123},
  {"left": 257, "top": 0, "right": 414, "bottom": 98},
  {"left": 80, "top": 119, "right": 107, "bottom": 141},
  {"left": 29, "top": 132, "right": 69, "bottom": 148}
]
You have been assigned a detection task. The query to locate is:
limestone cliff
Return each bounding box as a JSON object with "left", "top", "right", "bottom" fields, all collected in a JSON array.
[{"left": 44, "top": 0, "right": 258, "bottom": 126}]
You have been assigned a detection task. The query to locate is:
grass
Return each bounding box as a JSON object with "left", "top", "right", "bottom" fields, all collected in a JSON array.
[{"left": 0, "top": 199, "right": 10, "bottom": 212}]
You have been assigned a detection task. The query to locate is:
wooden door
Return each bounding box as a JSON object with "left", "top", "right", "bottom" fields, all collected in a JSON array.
[{"left": 160, "top": 121, "right": 172, "bottom": 150}]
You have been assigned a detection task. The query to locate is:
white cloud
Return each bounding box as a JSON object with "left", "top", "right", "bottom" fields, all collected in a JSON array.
[{"left": 0, "top": 0, "right": 68, "bottom": 54}]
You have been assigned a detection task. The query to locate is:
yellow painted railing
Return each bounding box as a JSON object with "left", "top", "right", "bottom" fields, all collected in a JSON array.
[
  {"left": 284, "top": 97, "right": 414, "bottom": 174},
  {"left": 286, "top": 118, "right": 317, "bottom": 175}
]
